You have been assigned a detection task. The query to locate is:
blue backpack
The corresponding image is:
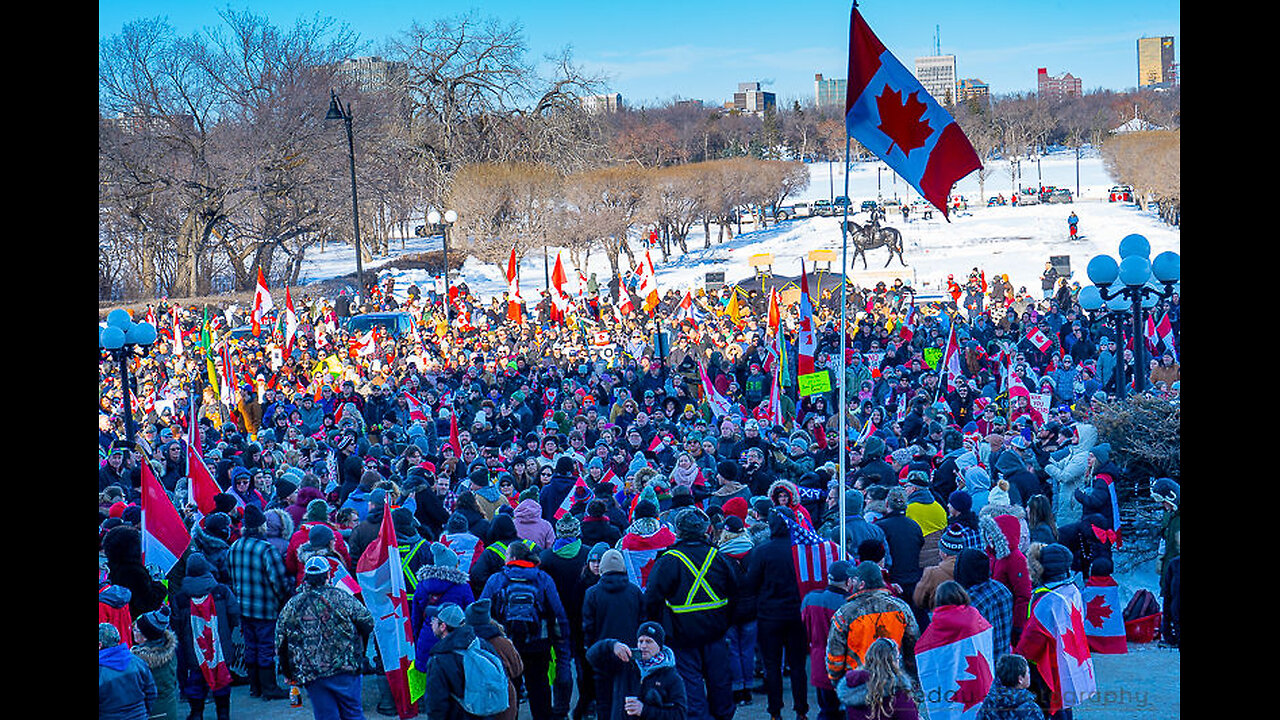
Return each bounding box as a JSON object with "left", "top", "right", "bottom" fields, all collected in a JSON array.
[{"left": 453, "top": 636, "right": 510, "bottom": 717}]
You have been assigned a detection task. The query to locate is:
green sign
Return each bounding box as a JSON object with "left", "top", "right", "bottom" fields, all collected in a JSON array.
[
  {"left": 923, "top": 347, "right": 943, "bottom": 370},
  {"left": 797, "top": 370, "right": 832, "bottom": 396}
]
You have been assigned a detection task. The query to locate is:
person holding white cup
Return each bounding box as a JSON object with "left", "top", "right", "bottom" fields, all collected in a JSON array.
[{"left": 586, "top": 620, "right": 687, "bottom": 720}]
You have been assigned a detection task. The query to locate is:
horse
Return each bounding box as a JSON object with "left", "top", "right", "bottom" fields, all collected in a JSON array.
[{"left": 841, "top": 220, "right": 907, "bottom": 269}]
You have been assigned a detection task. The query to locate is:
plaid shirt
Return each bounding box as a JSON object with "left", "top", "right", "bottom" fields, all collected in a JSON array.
[
  {"left": 228, "top": 534, "right": 289, "bottom": 621},
  {"left": 967, "top": 578, "right": 1014, "bottom": 660}
]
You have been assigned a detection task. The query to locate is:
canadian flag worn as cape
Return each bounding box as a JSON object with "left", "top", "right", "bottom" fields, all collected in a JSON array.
[
  {"left": 1016, "top": 581, "right": 1097, "bottom": 714},
  {"left": 189, "top": 592, "right": 233, "bottom": 692},
  {"left": 1081, "top": 576, "right": 1127, "bottom": 654},
  {"left": 844, "top": 6, "right": 980, "bottom": 219},
  {"left": 356, "top": 502, "right": 419, "bottom": 718},
  {"left": 915, "top": 604, "right": 995, "bottom": 720},
  {"left": 140, "top": 461, "right": 190, "bottom": 576},
  {"left": 619, "top": 525, "right": 677, "bottom": 591}
]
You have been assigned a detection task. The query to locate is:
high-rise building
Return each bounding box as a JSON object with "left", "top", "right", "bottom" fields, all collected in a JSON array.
[
  {"left": 1037, "top": 68, "right": 1082, "bottom": 100},
  {"left": 957, "top": 78, "right": 990, "bottom": 104},
  {"left": 580, "top": 93, "right": 624, "bottom": 114},
  {"left": 1137, "top": 36, "right": 1177, "bottom": 89},
  {"left": 914, "top": 55, "right": 957, "bottom": 106},
  {"left": 335, "top": 56, "right": 408, "bottom": 95},
  {"left": 732, "top": 82, "right": 776, "bottom": 116},
  {"left": 814, "top": 73, "right": 847, "bottom": 111}
]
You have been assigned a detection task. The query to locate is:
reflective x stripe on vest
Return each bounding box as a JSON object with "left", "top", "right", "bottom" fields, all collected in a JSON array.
[
  {"left": 663, "top": 548, "right": 727, "bottom": 614},
  {"left": 400, "top": 540, "right": 427, "bottom": 590}
]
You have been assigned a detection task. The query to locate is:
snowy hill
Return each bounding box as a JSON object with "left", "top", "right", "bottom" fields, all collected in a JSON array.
[{"left": 298, "top": 149, "right": 1179, "bottom": 302}]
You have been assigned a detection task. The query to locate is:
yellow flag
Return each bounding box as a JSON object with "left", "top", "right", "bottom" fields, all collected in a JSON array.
[{"left": 726, "top": 290, "right": 745, "bottom": 329}]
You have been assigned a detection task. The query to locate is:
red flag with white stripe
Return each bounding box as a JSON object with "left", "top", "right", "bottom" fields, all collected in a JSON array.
[
  {"left": 554, "top": 477, "right": 593, "bottom": 520},
  {"left": 172, "top": 306, "right": 184, "bottom": 356},
  {"left": 252, "top": 267, "right": 274, "bottom": 337},
  {"left": 140, "top": 461, "right": 191, "bottom": 576},
  {"left": 506, "top": 246, "right": 524, "bottom": 324},
  {"left": 915, "top": 605, "right": 995, "bottom": 720},
  {"left": 186, "top": 446, "right": 223, "bottom": 516},
  {"left": 356, "top": 503, "right": 419, "bottom": 718},
  {"left": 404, "top": 392, "right": 429, "bottom": 423},
  {"left": 1155, "top": 313, "right": 1176, "bottom": 360}
]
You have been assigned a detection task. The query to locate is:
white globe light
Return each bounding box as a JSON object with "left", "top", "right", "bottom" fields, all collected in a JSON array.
[
  {"left": 444, "top": 209, "right": 457, "bottom": 224},
  {"left": 427, "top": 210, "right": 441, "bottom": 225}
]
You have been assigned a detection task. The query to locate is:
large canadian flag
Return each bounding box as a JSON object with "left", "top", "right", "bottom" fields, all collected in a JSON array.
[
  {"left": 637, "top": 250, "right": 661, "bottom": 314},
  {"left": 915, "top": 604, "right": 995, "bottom": 720},
  {"left": 1016, "top": 581, "right": 1097, "bottom": 715},
  {"left": 506, "top": 246, "right": 524, "bottom": 324},
  {"left": 1081, "top": 576, "right": 1127, "bottom": 654},
  {"left": 251, "top": 267, "right": 274, "bottom": 337},
  {"left": 356, "top": 503, "right": 419, "bottom": 718},
  {"left": 941, "top": 320, "right": 963, "bottom": 392},
  {"left": 797, "top": 261, "right": 816, "bottom": 374}
]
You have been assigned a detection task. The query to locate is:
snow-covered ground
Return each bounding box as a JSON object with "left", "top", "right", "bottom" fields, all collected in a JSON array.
[{"left": 298, "top": 148, "right": 1179, "bottom": 303}]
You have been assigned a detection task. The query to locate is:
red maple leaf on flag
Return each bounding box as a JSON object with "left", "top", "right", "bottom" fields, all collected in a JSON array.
[
  {"left": 1085, "top": 594, "right": 1113, "bottom": 628},
  {"left": 950, "top": 651, "right": 993, "bottom": 711},
  {"left": 196, "top": 624, "right": 217, "bottom": 660},
  {"left": 1061, "top": 605, "right": 1092, "bottom": 667},
  {"left": 875, "top": 85, "right": 933, "bottom": 157}
]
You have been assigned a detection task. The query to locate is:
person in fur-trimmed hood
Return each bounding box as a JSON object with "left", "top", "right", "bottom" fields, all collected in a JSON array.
[
  {"left": 768, "top": 478, "right": 814, "bottom": 528},
  {"left": 131, "top": 607, "right": 179, "bottom": 720},
  {"left": 412, "top": 542, "right": 476, "bottom": 674},
  {"left": 980, "top": 514, "right": 1033, "bottom": 639}
]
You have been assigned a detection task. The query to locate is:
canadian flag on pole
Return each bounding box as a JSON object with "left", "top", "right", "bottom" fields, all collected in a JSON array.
[
  {"left": 797, "top": 261, "right": 816, "bottom": 374},
  {"left": 172, "top": 306, "right": 184, "bottom": 356},
  {"left": 1026, "top": 326, "right": 1054, "bottom": 353},
  {"left": 637, "top": 250, "right": 661, "bottom": 314},
  {"left": 350, "top": 330, "right": 377, "bottom": 357},
  {"left": 356, "top": 502, "right": 418, "bottom": 718},
  {"left": 251, "top": 267, "right": 274, "bottom": 337},
  {"left": 767, "top": 372, "right": 784, "bottom": 428},
  {"left": 186, "top": 446, "right": 224, "bottom": 516},
  {"left": 1143, "top": 313, "right": 1160, "bottom": 353},
  {"left": 283, "top": 286, "right": 299, "bottom": 358},
  {"left": 942, "top": 320, "right": 963, "bottom": 392},
  {"left": 551, "top": 252, "right": 572, "bottom": 323},
  {"left": 140, "top": 461, "right": 191, "bottom": 576},
  {"left": 1155, "top": 313, "right": 1176, "bottom": 360},
  {"left": 698, "top": 360, "right": 735, "bottom": 418},
  {"left": 506, "top": 246, "right": 524, "bottom": 324},
  {"left": 403, "top": 392, "right": 429, "bottom": 423}
]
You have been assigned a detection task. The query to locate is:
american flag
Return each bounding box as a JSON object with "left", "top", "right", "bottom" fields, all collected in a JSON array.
[{"left": 779, "top": 508, "right": 839, "bottom": 598}]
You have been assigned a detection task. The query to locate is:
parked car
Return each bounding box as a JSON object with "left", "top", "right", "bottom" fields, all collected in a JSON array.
[
  {"left": 833, "top": 196, "right": 852, "bottom": 213},
  {"left": 344, "top": 312, "right": 417, "bottom": 339},
  {"left": 1046, "top": 188, "right": 1074, "bottom": 204},
  {"left": 1108, "top": 185, "right": 1134, "bottom": 202},
  {"left": 790, "top": 202, "right": 812, "bottom": 218},
  {"left": 812, "top": 199, "right": 834, "bottom": 216},
  {"left": 987, "top": 195, "right": 1007, "bottom": 206},
  {"left": 1015, "top": 188, "right": 1040, "bottom": 205},
  {"left": 860, "top": 200, "right": 878, "bottom": 213}
]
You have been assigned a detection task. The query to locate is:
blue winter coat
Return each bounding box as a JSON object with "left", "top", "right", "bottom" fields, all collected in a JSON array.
[
  {"left": 411, "top": 566, "right": 476, "bottom": 669},
  {"left": 99, "top": 644, "right": 156, "bottom": 720}
]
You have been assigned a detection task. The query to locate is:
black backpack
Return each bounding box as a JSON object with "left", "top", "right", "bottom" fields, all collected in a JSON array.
[
  {"left": 496, "top": 572, "right": 548, "bottom": 647},
  {"left": 1123, "top": 588, "right": 1161, "bottom": 622}
]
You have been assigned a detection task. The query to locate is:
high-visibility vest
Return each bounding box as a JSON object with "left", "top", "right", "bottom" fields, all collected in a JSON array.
[
  {"left": 663, "top": 548, "right": 728, "bottom": 614},
  {"left": 399, "top": 540, "right": 427, "bottom": 590}
]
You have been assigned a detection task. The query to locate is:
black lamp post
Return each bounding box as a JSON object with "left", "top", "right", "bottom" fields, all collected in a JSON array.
[
  {"left": 326, "top": 90, "right": 365, "bottom": 303},
  {"left": 99, "top": 309, "right": 158, "bottom": 447},
  {"left": 1080, "top": 234, "right": 1180, "bottom": 398},
  {"left": 428, "top": 209, "right": 458, "bottom": 325}
]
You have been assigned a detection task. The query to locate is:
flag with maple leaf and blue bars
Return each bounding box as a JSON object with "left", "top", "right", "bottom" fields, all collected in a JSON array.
[
  {"left": 776, "top": 507, "right": 839, "bottom": 598},
  {"left": 845, "top": 4, "right": 981, "bottom": 219}
]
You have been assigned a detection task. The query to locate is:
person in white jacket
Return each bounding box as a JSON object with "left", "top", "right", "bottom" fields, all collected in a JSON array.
[{"left": 1043, "top": 423, "right": 1096, "bottom": 525}]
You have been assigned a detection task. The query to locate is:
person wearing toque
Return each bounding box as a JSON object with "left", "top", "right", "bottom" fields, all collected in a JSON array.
[{"left": 585, "top": 620, "right": 686, "bottom": 720}]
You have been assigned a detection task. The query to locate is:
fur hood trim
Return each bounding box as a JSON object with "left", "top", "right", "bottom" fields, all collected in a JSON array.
[
  {"left": 415, "top": 564, "right": 469, "bottom": 586},
  {"left": 131, "top": 629, "right": 178, "bottom": 669}
]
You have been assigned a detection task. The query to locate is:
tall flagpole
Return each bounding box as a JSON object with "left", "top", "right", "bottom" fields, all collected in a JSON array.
[{"left": 838, "top": 133, "right": 851, "bottom": 561}]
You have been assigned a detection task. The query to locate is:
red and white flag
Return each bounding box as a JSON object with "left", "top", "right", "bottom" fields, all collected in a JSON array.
[
  {"left": 855, "top": 417, "right": 879, "bottom": 446},
  {"left": 448, "top": 410, "right": 461, "bottom": 457},
  {"left": 350, "top": 329, "right": 377, "bottom": 357},
  {"left": 942, "top": 321, "right": 963, "bottom": 392},
  {"left": 550, "top": 252, "right": 572, "bottom": 323},
  {"left": 1155, "top": 313, "right": 1176, "bottom": 360},
  {"left": 404, "top": 392, "right": 429, "bottom": 423},
  {"left": 189, "top": 593, "right": 233, "bottom": 692},
  {"left": 1016, "top": 582, "right": 1097, "bottom": 715},
  {"left": 766, "top": 373, "right": 784, "bottom": 428},
  {"left": 617, "top": 291, "right": 635, "bottom": 317},
  {"left": 797, "top": 261, "right": 816, "bottom": 375},
  {"left": 140, "top": 462, "right": 191, "bottom": 576},
  {"left": 330, "top": 560, "right": 363, "bottom": 597},
  {"left": 1027, "top": 326, "right": 1054, "bottom": 354},
  {"left": 251, "top": 267, "right": 274, "bottom": 337},
  {"left": 1081, "top": 576, "right": 1127, "bottom": 654},
  {"left": 356, "top": 503, "right": 419, "bottom": 718},
  {"left": 186, "top": 446, "right": 223, "bottom": 516},
  {"left": 637, "top": 250, "right": 661, "bottom": 314},
  {"left": 698, "top": 360, "right": 735, "bottom": 418},
  {"left": 554, "top": 477, "right": 593, "bottom": 520},
  {"left": 915, "top": 605, "right": 995, "bottom": 720},
  {"left": 283, "top": 286, "right": 299, "bottom": 357},
  {"left": 1007, "top": 371, "right": 1044, "bottom": 427},
  {"left": 172, "top": 306, "right": 184, "bottom": 356},
  {"left": 506, "top": 246, "right": 524, "bottom": 324}
]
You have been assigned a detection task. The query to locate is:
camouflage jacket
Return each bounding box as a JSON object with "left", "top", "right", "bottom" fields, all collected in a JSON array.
[{"left": 275, "top": 584, "right": 374, "bottom": 685}]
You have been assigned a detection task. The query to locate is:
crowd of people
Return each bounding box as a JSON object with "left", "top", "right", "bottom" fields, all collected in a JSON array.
[{"left": 99, "top": 262, "right": 1180, "bottom": 720}]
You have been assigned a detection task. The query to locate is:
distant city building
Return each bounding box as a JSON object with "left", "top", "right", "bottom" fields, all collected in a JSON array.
[
  {"left": 814, "top": 73, "right": 847, "bottom": 111},
  {"left": 1037, "top": 68, "right": 1082, "bottom": 100},
  {"left": 335, "top": 56, "right": 408, "bottom": 95},
  {"left": 102, "top": 109, "right": 194, "bottom": 135},
  {"left": 914, "top": 55, "right": 957, "bottom": 105},
  {"left": 580, "top": 93, "right": 624, "bottom": 114},
  {"left": 731, "top": 82, "right": 776, "bottom": 116},
  {"left": 673, "top": 99, "right": 704, "bottom": 110},
  {"left": 957, "top": 78, "right": 989, "bottom": 104},
  {"left": 1137, "top": 36, "right": 1177, "bottom": 89}
]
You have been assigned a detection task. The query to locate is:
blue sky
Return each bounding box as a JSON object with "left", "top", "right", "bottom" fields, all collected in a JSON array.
[{"left": 99, "top": 1, "right": 1180, "bottom": 108}]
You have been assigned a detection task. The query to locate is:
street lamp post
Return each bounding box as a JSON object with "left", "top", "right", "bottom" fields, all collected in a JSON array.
[
  {"left": 326, "top": 90, "right": 365, "bottom": 304},
  {"left": 428, "top": 209, "right": 458, "bottom": 324},
  {"left": 99, "top": 309, "right": 158, "bottom": 448},
  {"left": 1080, "top": 234, "right": 1180, "bottom": 398}
]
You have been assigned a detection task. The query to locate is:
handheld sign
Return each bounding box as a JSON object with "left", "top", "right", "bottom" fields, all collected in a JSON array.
[{"left": 798, "top": 370, "right": 832, "bottom": 396}]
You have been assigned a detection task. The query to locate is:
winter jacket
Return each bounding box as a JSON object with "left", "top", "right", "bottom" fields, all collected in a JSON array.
[
  {"left": 1073, "top": 461, "right": 1123, "bottom": 531},
  {"left": 411, "top": 565, "right": 475, "bottom": 670},
  {"left": 227, "top": 532, "right": 289, "bottom": 620},
  {"left": 583, "top": 571, "right": 645, "bottom": 648},
  {"left": 514, "top": 499, "right": 556, "bottom": 549},
  {"left": 479, "top": 561, "right": 572, "bottom": 656},
  {"left": 102, "top": 526, "right": 168, "bottom": 618},
  {"left": 581, "top": 514, "right": 623, "bottom": 547},
  {"left": 539, "top": 474, "right": 579, "bottom": 522},
  {"left": 642, "top": 538, "right": 739, "bottom": 648},
  {"left": 913, "top": 554, "right": 957, "bottom": 610},
  {"left": 586, "top": 639, "right": 687, "bottom": 720},
  {"left": 840, "top": 668, "right": 919, "bottom": 720},
  {"left": 472, "top": 622, "right": 524, "bottom": 720},
  {"left": 275, "top": 583, "right": 374, "bottom": 686},
  {"left": 876, "top": 511, "right": 924, "bottom": 585},
  {"left": 422, "top": 624, "right": 494, "bottom": 720},
  {"left": 170, "top": 571, "right": 240, "bottom": 685},
  {"left": 99, "top": 643, "right": 156, "bottom": 720},
  {"left": 99, "top": 583, "right": 135, "bottom": 648},
  {"left": 743, "top": 510, "right": 803, "bottom": 622},
  {"left": 825, "top": 587, "right": 920, "bottom": 685},
  {"left": 976, "top": 683, "right": 1043, "bottom": 720},
  {"left": 1044, "top": 424, "right": 1097, "bottom": 524},
  {"left": 800, "top": 584, "right": 849, "bottom": 690},
  {"left": 130, "top": 630, "right": 179, "bottom": 720},
  {"left": 981, "top": 514, "right": 1033, "bottom": 633}
]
